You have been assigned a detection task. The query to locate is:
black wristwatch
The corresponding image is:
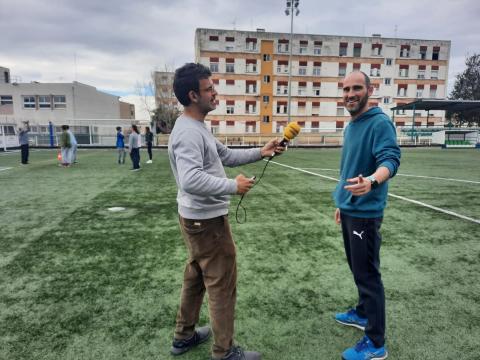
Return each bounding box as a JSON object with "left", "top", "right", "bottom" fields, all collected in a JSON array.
[{"left": 367, "top": 175, "right": 379, "bottom": 189}]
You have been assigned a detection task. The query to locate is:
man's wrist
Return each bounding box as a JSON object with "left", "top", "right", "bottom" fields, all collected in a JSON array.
[{"left": 366, "top": 175, "right": 379, "bottom": 189}]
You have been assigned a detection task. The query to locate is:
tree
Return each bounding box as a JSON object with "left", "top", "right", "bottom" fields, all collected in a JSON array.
[
  {"left": 151, "top": 66, "right": 181, "bottom": 133},
  {"left": 448, "top": 53, "right": 480, "bottom": 127}
]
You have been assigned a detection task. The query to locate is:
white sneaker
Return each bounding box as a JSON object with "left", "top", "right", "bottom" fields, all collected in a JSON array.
[{"left": 146, "top": 160, "right": 152, "bottom": 164}]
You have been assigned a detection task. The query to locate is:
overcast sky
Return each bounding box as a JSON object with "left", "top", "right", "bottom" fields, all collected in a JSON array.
[{"left": 1, "top": 0, "right": 479, "bottom": 98}]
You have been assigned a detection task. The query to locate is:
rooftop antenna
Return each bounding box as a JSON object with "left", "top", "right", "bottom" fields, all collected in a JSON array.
[
  {"left": 74, "top": 52, "right": 77, "bottom": 81},
  {"left": 394, "top": 24, "right": 398, "bottom": 38},
  {"left": 231, "top": 17, "right": 237, "bottom": 30}
]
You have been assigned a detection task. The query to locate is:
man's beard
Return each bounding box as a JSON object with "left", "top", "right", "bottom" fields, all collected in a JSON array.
[{"left": 346, "top": 93, "right": 369, "bottom": 117}]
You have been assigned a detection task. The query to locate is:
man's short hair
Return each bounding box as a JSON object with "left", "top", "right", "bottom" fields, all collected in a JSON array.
[
  {"left": 61, "top": 125, "right": 68, "bottom": 130},
  {"left": 116, "top": 126, "right": 121, "bottom": 131},
  {"left": 173, "top": 63, "right": 212, "bottom": 106},
  {"left": 358, "top": 71, "right": 371, "bottom": 88}
]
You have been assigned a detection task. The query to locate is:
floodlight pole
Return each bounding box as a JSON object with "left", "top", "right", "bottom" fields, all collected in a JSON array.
[{"left": 285, "top": 0, "right": 299, "bottom": 124}]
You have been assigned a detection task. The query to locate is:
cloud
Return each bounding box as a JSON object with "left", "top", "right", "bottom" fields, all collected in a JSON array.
[{"left": 1, "top": 0, "right": 479, "bottom": 96}]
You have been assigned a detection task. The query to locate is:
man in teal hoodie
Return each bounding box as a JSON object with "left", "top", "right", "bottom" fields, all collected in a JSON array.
[{"left": 333, "top": 71, "right": 400, "bottom": 360}]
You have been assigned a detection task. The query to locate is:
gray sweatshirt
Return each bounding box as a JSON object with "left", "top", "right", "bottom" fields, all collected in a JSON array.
[
  {"left": 18, "top": 127, "right": 30, "bottom": 145},
  {"left": 168, "top": 114, "right": 262, "bottom": 219},
  {"left": 128, "top": 132, "right": 140, "bottom": 149}
]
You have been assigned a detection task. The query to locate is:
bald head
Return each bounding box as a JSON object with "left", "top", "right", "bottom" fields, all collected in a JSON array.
[{"left": 343, "top": 71, "right": 371, "bottom": 88}]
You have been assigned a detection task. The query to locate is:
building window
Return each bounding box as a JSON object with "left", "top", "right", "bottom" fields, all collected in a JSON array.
[
  {"left": 339, "top": 42, "right": 348, "bottom": 56},
  {"left": 299, "top": 40, "right": 308, "bottom": 54},
  {"left": 399, "top": 65, "right": 409, "bottom": 77},
  {"left": 418, "top": 67, "right": 426, "bottom": 79},
  {"left": 246, "top": 38, "right": 257, "bottom": 51},
  {"left": 246, "top": 60, "right": 257, "bottom": 73},
  {"left": 245, "top": 101, "right": 256, "bottom": 114},
  {"left": 245, "top": 121, "right": 256, "bottom": 133},
  {"left": 338, "top": 63, "right": 347, "bottom": 77},
  {"left": 225, "top": 46, "right": 234, "bottom": 51},
  {"left": 277, "top": 61, "right": 289, "bottom": 74},
  {"left": 386, "top": 58, "right": 393, "bottom": 66},
  {"left": 313, "top": 62, "right": 321, "bottom": 76},
  {"left": 419, "top": 46, "right": 427, "bottom": 60},
  {"left": 312, "top": 103, "right": 320, "bottom": 116},
  {"left": 397, "top": 86, "right": 407, "bottom": 97},
  {"left": 298, "top": 64, "right": 307, "bottom": 75},
  {"left": 226, "top": 121, "right": 235, "bottom": 127},
  {"left": 353, "top": 43, "right": 362, "bottom": 57},
  {"left": 263, "top": 54, "right": 271, "bottom": 61},
  {"left": 226, "top": 79, "right": 235, "bottom": 86},
  {"left": 432, "top": 47, "right": 440, "bottom": 60},
  {"left": 298, "top": 102, "right": 306, "bottom": 115},
  {"left": 313, "top": 82, "right": 321, "bottom": 96},
  {"left": 400, "top": 45, "right": 410, "bottom": 58},
  {"left": 384, "top": 78, "right": 391, "bottom": 85},
  {"left": 372, "top": 44, "right": 382, "bottom": 56},
  {"left": 226, "top": 105, "right": 235, "bottom": 114},
  {"left": 263, "top": 95, "right": 270, "bottom": 103},
  {"left": 314, "top": 41, "right": 322, "bottom": 55},
  {"left": 23, "top": 95, "right": 36, "bottom": 109},
  {"left": 0, "top": 95, "right": 13, "bottom": 105},
  {"left": 431, "top": 66, "right": 439, "bottom": 80},
  {"left": 262, "top": 115, "right": 270, "bottom": 123},
  {"left": 53, "top": 95, "right": 66, "bottom": 108},
  {"left": 276, "top": 102, "right": 287, "bottom": 114},
  {"left": 246, "top": 81, "right": 257, "bottom": 94},
  {"left": 226, "top": 61, "right": 235, "bottom": 73},
  {"left": 209, "top": 35, "right": 219, "bottom": 41},
  {"left": 298, "top": 83, "right": 306, "bottom": 95},
  {"left": 263, "top": 75, "right": 270, "bottom": 83},
  {"left": 336, "top": 106, "right": 344, "bottom": 116},
  {"left": 370, "top": 64, "right": 381, "bottom": 77},
  {"left": 430, "top": 86, "right": 437, "bottom": 98},
  {"left": 276, "top": 82, "right": 288, "bottom": 95},
  {"left": 210, "top": 58, "right": 219, "bottom": 72},
  {"left": 278, "top": 39, "right": 289, "bottom": 53},
  {"left": 416, "top": 86, "right": 424, "bottom": 98},
  {"left": 383, "top": 97, "right": 391, "bottom": 104}
]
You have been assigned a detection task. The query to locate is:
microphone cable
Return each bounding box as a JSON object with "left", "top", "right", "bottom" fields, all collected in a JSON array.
[{"left": 235, "top": 155, "right": 273, "bottom": 224}]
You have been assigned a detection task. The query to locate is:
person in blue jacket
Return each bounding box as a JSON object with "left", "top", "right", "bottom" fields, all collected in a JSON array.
[
  {"left": 333, "top": 71, "right": 401, "bottom": 360},
  {"left": 116, "top": 126, "right": 126, "bottom": 164}
]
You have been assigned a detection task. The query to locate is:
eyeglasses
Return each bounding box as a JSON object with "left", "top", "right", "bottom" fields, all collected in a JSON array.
[{"left": 199, "top": 85, "right": 215, "bottom": 93}]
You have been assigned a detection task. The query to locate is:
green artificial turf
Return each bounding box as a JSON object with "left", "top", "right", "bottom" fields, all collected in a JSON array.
[{"left": 0, "top": 147, "right": 479, "bottom": 359}]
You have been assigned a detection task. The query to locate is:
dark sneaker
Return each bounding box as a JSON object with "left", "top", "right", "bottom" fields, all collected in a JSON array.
[
  {"left": 170, "top": 326, "right": 211, "bottom": 356},
  {"left": 213, "top": 346, "right": 261, "bottom": 360},
  {"left": 342, "top": 336, "right": 388, "bottom": 360},
  {"left": 335, "top": 308, "right": 368, "bottom": 330}
]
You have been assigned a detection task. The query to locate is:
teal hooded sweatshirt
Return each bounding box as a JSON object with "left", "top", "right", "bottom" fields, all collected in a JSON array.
[{"left": 333, "top": 107, "right": 401, "bottom": 218}]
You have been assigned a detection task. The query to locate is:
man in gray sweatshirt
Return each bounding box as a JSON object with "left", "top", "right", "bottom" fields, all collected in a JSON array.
[{"left": 168, "top": 63, "right": 283, "bottom": 360}]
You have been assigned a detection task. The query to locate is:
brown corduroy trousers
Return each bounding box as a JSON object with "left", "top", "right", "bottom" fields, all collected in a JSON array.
[{"left": 175, "top": 215, "right": 237, "bottom": 359}]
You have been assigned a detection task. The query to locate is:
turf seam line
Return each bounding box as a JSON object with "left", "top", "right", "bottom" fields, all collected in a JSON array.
[
  {"left": 268, "top": 160, "right": 480, "bottom": 225},
  {"left": 301, "top": 168, "right": 480, "bottom": 185},
  {"left": 0, "top": 167, "right": 12, "bottom": 172}
]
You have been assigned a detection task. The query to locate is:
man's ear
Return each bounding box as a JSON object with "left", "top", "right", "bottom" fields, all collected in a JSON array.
[
  {"left": 188, "top": 90, "right": 199, "bottom": 103},
  {"left": 367, "top": 85, "right": 374, "bottom": 96}
]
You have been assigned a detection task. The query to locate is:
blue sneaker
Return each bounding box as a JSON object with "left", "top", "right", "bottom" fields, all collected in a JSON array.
[
  {"left": 335, "top": 309, "right": 368, "bottom": 330},
  {"left": 342, "top": 336, "right": 388, "bottom": 360}
]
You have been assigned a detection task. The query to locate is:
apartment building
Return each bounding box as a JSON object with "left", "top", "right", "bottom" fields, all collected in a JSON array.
[{"left": 195, "top": 28, "right": 451, "bottom": 134}]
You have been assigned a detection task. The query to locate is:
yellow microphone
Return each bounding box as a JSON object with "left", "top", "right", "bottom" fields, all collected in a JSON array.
[{"left": 279, "top": 121, "right": 301, "bottom": 147}]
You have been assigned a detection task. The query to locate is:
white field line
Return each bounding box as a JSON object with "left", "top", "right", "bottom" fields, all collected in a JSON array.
[
  {"left": 268, "top": 160, "right": 480, "bottom": 225},
  {"left": 301, "top": 168, "right": 480, "bottom": 185},
  {"left": 0, "top": 167, "right": 12, "bottom": 172}
]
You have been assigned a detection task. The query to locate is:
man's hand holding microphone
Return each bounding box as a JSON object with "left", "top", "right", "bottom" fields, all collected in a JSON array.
[{"left": 235, "top": 138, "right": 286, "bottom": 194}]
